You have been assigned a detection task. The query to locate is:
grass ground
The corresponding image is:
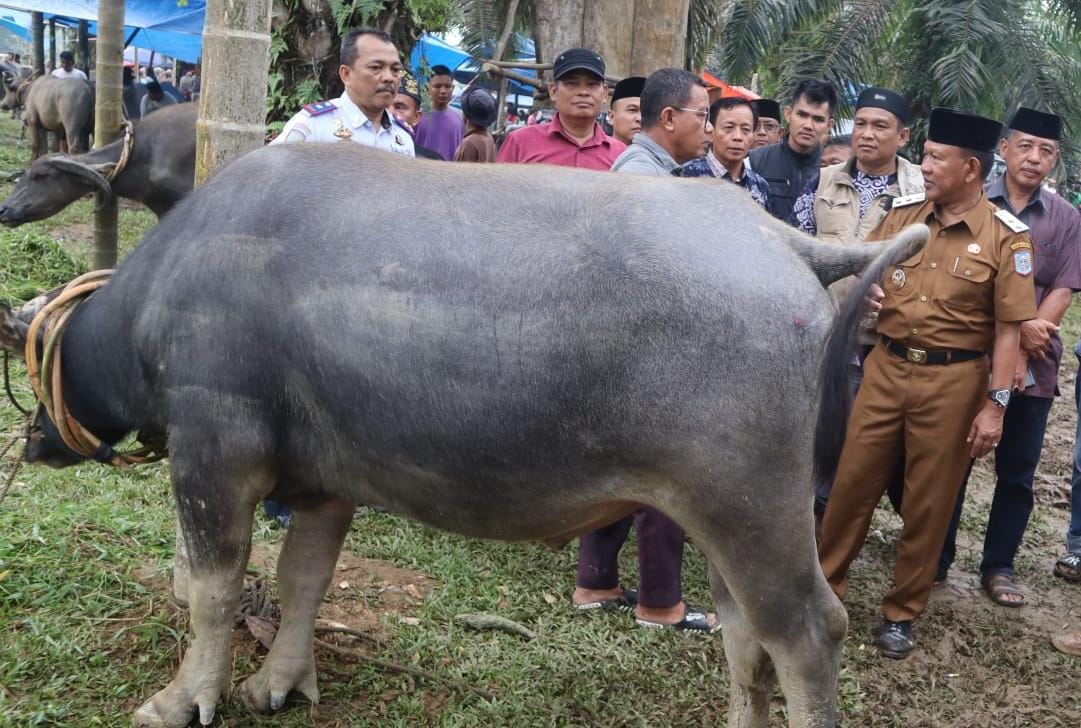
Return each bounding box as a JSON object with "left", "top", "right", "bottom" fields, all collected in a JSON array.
[{"left": 0, "top": 114, "right": 1079, "bottom": 727}]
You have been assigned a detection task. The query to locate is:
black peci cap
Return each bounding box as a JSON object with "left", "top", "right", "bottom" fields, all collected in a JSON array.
[
  {"left": 611, "top": 76, "right": 645, "bottom": 104},
  {"left": 927, "top": 107, "right": 1002, "bottom": 152},
  {"left": 856, "top": 87, "right": 910, "bottom": 125},
  {"left": 59, "top": 50, "right": 74, "bottom": 62},
  {"left": 1007, "top": 107, "right": 1062, "bottom": 141},
  {"left": 754, "top": 98, "right": 781, "bottom": 122},
  {"left": 552, "top": 48, "right": 605, "bottom": 81}
]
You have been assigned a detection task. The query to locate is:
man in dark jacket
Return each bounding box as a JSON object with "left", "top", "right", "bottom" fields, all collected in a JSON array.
[{"left": 748, "top": 79, "right": 836, "bottom": 222}]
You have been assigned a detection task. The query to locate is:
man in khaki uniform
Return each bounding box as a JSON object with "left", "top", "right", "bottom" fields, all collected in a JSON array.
[{"left": 818, "top": 107, "right": 1038, "bottom": 659}]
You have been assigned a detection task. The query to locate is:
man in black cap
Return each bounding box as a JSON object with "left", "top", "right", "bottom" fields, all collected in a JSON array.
[
  {"left": 497, "top": 48, "right": 624, "bottom": 169},
  {"left": 818, "top": 107, "right": 1037, "bottom": 659},
  {"left": 51, "top": 50, "right": 87, "bottom": 81},
  {"left": 751, "top": 99, "right": 782, "bottom": 149},
  {"left": 391, "top": 74, "right": 443, "bottom": 159},
  {"left": 748, "top": 79, "right": 837, "bottom": 221},
  {"left": 930, "top": 107, "right": 1081, "bottom": 606},
  {"left": 607, "top": 76, "right": 644, "bottom": 146},
  {"left": 454, "top": 88, "right": 497, "bottom": 162}
]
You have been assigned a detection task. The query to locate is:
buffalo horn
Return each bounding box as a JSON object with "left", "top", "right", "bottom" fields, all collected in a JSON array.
[{"left": 43, "top": 156, "right": 113, "bottom": 208}]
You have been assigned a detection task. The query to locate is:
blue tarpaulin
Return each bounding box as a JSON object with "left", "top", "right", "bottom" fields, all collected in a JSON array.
[
  {"left": 410, "top": 33, "right": 537, "bottom": 98},
  {"left": 0, "top": 1, "right": 205, "bottom": 61}
]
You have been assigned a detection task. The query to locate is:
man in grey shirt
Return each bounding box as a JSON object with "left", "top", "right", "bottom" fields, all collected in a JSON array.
[
  {"left": 573, "top": 67, "right": 718, "bottom": 634},
  {"left": 610, "top": 68, "right": 712, "bottom": 176},
  {"left": 140, "top": 81, "right": 178, "bottom": 117}
]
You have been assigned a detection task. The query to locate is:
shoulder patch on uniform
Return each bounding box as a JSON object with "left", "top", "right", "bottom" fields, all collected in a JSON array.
[
  {"left": 1014, "top": 250, "right": 1033, "bottom": 276},
  {"left": 1010, "top": 240, "right": 1032, "bottom": 251},
  {"left": 892, "top": 192, "right": 926, "bottom": 208},
  {"left": 302, "top": 100, "right": 337, "bottom": 117},
  {"left": 995, "top": 209, "right": 1029, "bottom": 234}
]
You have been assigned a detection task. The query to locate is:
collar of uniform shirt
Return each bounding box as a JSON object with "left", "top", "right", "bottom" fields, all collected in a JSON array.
[
  {"left": 338, "top": 92, "right": 392, "bottom": 130},
  {"left": 917, "top": 190, "right": 991, "bottom": 235},
  {"left": 986, "top": 174, "right": 1046, "bottom": 219}
]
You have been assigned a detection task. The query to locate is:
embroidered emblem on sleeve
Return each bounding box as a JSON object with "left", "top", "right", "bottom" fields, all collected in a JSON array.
[
  {"left": 1014, "top": 250, "right": 1033, "bottom": 276},
  {"left": 1010, "top": 240, "right": 1033, "bottom": 251},
  {"left": 995, "top": 209, "right": 1029, "bottom": 233}
]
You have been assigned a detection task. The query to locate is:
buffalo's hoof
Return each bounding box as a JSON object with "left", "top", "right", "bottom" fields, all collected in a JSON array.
[
  {"left": 132, "top": 681, "right": 221, "bottom": 727},
  {"left": 239, "top": 658, "right": 319, "bottom": 713}
]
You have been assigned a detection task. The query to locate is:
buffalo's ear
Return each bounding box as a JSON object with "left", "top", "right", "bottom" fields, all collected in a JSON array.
[{"left": 0, "top": 301, "right": 29, "bottom": 357}]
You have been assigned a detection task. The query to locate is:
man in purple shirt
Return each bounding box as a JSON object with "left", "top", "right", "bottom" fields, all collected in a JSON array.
[
  {"left": 496, "top": 48, "right": 625, "bottom": 170},
  {"left": 937, "top": 108, "right": 1081, "bottom": 606},
  {"left": 415, "top": 64, "right": 464, "bottom": 160}
]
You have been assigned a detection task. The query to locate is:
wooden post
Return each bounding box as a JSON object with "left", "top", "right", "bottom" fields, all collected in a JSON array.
[
  {"left": 48, "top": 18, "right": 56, "bottom": 71},
  {"left": 78, "top": 20, "right": 89, "bottom": 75},
  {"left": 93, "top": 0, "right": 125, "bottom": 270},
  {"left": 195, "top": 0, "right": 273, "bottom": 186},
  {"left": 30, "top": 12, "right": 44, "bottom": 76}
]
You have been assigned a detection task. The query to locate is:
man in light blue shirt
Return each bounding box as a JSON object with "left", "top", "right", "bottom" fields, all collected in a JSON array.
[{"left": 273, "top": 27, "right": 414, "bottom": 158}]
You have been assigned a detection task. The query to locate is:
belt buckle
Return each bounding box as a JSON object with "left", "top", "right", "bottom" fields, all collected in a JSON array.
[{"left": 906, "top": 347, "right": 927, "bottom": 364}]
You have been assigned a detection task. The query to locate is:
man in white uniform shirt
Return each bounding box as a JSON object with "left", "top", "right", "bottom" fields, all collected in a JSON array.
[{"left": 273, "top": 27, "right": 414, "bottom": 157}]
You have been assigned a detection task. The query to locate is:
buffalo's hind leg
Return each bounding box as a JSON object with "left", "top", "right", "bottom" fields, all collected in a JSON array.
[
  {"left": 132, "top": 457, "right": 271, "bottom": 728},
  {"left": 678, "top": 484, "right": 846, "bottom": 727},
  {"left": 240, "top": 497, "right": 355, "bottom": 712}
]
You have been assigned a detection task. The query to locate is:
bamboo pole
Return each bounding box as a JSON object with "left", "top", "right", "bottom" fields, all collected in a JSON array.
[{"left": 93, "top": 0, "right": 125, "bottom": 270}]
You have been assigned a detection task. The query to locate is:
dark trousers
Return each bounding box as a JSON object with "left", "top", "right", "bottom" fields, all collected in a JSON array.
[
  {"left": 576, "top": 507, "right": 684, "bottom": 609},
  {"left": 938, "top": 394, "right": 1054, "bottom": 577}
]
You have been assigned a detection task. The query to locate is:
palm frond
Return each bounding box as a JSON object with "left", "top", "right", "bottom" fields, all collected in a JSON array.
[{"left": 714, "top": 0, "right": 825, "bottom": 85}]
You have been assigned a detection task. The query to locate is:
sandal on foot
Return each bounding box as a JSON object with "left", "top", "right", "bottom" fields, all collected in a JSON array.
[
  {"left": 574, "top": 588, "right": 638, "bottom": 612},
  {"left": 1054, "top": 553, "right": 1081, "bottom": 583},
  {"left": 1051, "top": 632, "right": 1081, "bottom": 657},
  {"left": 982, "top": 574, "right": 1025, "bottom": 608},
  {"left": 635, "top": 604, "right": 719, "bottom": 634}
]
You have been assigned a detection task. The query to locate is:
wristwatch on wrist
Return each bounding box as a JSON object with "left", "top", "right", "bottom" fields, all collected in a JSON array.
[{"left": 988, "top": 388, "right": 1011, "bottom": 409}]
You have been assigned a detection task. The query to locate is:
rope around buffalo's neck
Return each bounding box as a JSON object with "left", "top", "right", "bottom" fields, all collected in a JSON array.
[
  {"left": 24, "top": 270, "right": 167, "bottom": 468},
  {"left": 107, "top": 121, "right": 135, "bottom": 182}
]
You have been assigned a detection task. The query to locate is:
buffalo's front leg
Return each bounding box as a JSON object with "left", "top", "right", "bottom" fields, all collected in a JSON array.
[
  {"left": 240, "top": 497, "right": 355, "bottom": 712},
  {"left": 133, "top": 459, "right": 266, "bottom": 727}
]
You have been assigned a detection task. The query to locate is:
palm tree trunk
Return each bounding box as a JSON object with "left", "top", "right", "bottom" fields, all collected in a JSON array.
[
  {"left": 77, "top": 21, "right": 89, "bottom": 75},
  {"left": 48, "top": 19, "right": 56, "bottom": 71},
  {"left": 195, "top": 0, "right": 273, "bottom": 186},
  {"left": 94, "top": 0, "right": 125, "bottom": 270},
  {"left": 533, "top": 0, "right": 691, "bottom": 78}
]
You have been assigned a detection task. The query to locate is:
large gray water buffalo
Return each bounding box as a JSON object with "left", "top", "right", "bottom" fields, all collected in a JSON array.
[
  {"left": 0, "top": 103, "right": 195, "bottom": 225},
  {"left": 0, "top": 143, "right": 927, "bottom": 727},
  {"left": 23, "top": 75, "right": 93, "bottom": 159},
  {"left": 0, "top": 60, "right": 32, "bottom": 118}
]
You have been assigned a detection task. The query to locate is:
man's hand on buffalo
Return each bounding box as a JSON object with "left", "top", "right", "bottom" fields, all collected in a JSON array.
[
  {"left": 967, "top": 403, "right": 1005, "bottom": 459},
  {"left": 866, "top": 283, "right": 885, "bottom": 312},
  {"left": 1019, "top": 318, "right": 1059, "bottom": 360}
]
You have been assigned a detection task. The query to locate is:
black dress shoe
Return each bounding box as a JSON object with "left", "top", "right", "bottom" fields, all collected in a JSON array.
[{"left": 876, "top": 619, "right": 914, "bottom": 659}]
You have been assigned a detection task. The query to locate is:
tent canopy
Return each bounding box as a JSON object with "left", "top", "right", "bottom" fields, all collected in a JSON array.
[
  {"left": 0, "top": 1, "right": 205, "bottom": 61},
  {"left": 410, "top": 33, "right": 537, "bottom": 98},
  {"left": 701, "top": 71, "right": 759, "bottom": 100}
]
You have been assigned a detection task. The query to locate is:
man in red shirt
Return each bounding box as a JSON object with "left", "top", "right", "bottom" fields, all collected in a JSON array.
[{"left": 496, "top": 48, "right": 624, "bottom": 170}]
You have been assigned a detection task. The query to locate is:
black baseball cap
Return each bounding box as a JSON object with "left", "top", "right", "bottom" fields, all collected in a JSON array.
[
  {"left": 553, "top": 48, "right": 605, "bottom": 81},
  {"left": 927, "top": 107, "right": 1002, "bottom": 152},
  {"left": 1008, "top": 107, "right": 1062, "bottom": 141},
  {"left": 59, "top": 51, "right": 74, "bottom": 62},
  {"left": 461, "top": 88, "right": 497, "bottom": 127},
  {"left": 856, "top": 87, "right": 910, "bottom": 125}
]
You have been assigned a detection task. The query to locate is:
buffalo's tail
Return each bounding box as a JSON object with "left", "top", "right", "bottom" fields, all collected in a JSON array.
[{"left": 812, "top": 223, "right": 929, "bottom": 485}]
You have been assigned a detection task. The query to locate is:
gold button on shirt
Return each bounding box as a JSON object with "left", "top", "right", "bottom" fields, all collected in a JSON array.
[{"left": 868, "top": 194, "right": 1037, "bottom": 351}]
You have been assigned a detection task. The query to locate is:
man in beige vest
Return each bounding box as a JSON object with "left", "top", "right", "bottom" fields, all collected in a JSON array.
[
  {"left": 797, "top": 87, "right": 923, "bottom": 526},
  {"left": 791, "top": 87, "right": 922, "bottom": 247}
]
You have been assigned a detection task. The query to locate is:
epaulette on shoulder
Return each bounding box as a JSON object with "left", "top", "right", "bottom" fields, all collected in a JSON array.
[
  {"left": 892, "top": 192, "right": 926, "bottom": 209},
  {"left": 302, "top": 100, "right": 337, "bottom": 117},
  {"left": 994, "top": 208, "right": 1029, "bottom": 234}
]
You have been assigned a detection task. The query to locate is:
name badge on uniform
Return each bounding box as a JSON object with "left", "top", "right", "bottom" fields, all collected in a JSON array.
[
  {"left": 333, "top": 118, "right": 353, "bottom": 140},
  {"left": 891, "top": 268, "right": 906, "bottom": 288},
  {"left": 1014, "top": 250, "right": 1033, "bottom": 276},
  {"left": 892, "top": 192, "right": 925, "bottom": 208}
]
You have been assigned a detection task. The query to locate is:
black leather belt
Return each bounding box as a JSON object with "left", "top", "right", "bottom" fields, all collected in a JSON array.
[{"left": 880, "top": 336, "right": 986, "bottom": 365}]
